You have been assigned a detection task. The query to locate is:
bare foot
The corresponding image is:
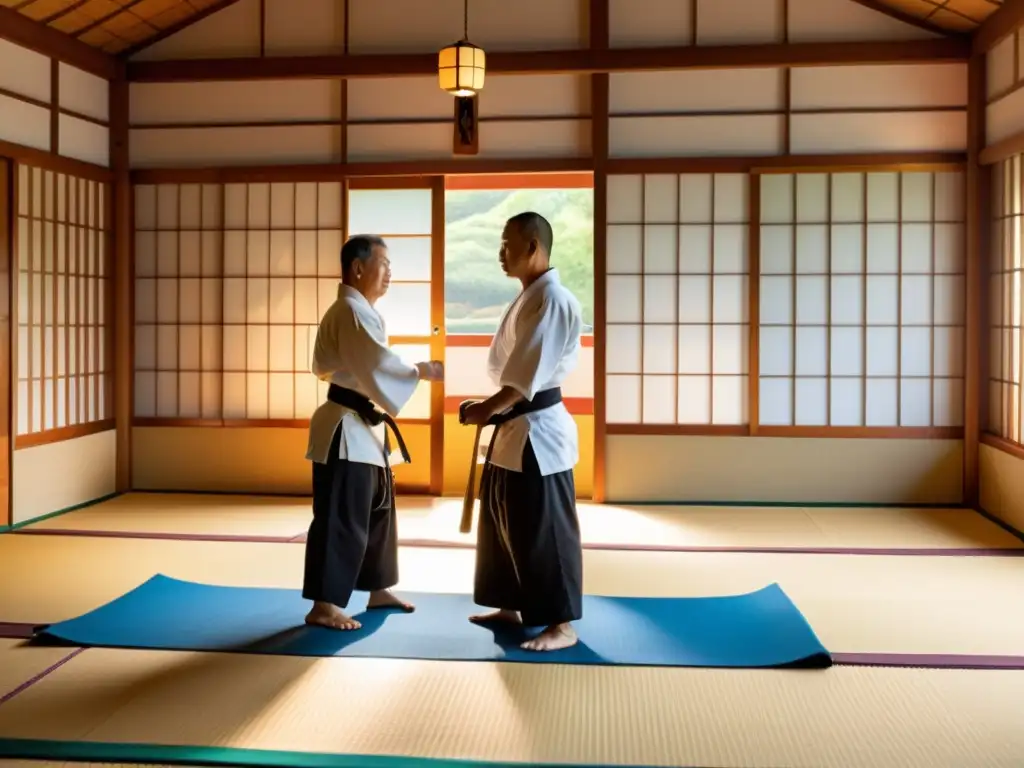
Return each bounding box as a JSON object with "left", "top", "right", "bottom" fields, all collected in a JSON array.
[
  {"left": 469, "top": 609, "right": 521, "bottom": 625},
  {"left": 521, "top": 623, "right": 577, "bottom": 652},
  {"left": 305, "top": 602, "right": 361, "bottom": 631},
  {"left": 367, "top": 589, "right": 415, "bottom": 612}
]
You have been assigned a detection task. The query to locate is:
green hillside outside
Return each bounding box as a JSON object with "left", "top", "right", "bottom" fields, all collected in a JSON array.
[{"left": 444, "top": 188, "right": 595, "bottom": 334}]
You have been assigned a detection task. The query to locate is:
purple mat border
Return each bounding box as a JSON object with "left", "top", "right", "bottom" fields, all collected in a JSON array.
[
  {"left": 0, "top": 623, "right": 36, "bottom": 639},
  {"left": 832, "top": 653, "right": 1024, "bottom": 670},
  {"left": 10, "top": 526, "right": 1024, "bottom": 557},
  {"left": 0, "top": 647, "right": 85, "bottom": 706}
]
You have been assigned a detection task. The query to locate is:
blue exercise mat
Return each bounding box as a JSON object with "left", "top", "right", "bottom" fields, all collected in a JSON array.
[{"left": 35, "top": 574, "right": 831, "bottom": 669}]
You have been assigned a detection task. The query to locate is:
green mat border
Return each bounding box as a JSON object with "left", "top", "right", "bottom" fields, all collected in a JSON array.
[
  {"left": 0, "top": 738, "right": 676, "bottom": 768},
  {"left": 0, "top": 493, "right": 121, "bottom": 534}
]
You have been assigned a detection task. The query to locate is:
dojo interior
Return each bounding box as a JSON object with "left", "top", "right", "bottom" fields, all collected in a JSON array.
[{"left": 3, "top": 0, "right": 1024, "bottom": 766}]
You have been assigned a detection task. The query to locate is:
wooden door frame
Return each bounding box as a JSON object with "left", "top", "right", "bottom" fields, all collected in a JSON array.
[
  {"left": 344, "top": 175, "right": 446, "bottom": 496},
  {"left": 0, "top": 159, "right": 12, "bottom": 528}
]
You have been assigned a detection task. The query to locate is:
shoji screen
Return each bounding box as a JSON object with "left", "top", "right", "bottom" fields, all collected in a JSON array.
[
  {"left": 16, "top": 164, "right": 112, "bottom": 438},
  {"left": 605, "top": 173, "right": 749, "bottom": 428},
  {"left": 758, "top": 170, "right": 965, "bottom": 430},
  {"left": 133, "top": 182, "right": 343, "bottom": 421},
  {"left": 989, "top": 156, "right": 1023, "bottom": 442}
]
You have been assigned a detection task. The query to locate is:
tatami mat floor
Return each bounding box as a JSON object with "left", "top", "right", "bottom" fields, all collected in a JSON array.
[
  {"left": 17, "top": 492, "right": 1024, "bottom": 552},
  {"left": 2, "top": 649, "right": 1024, "bottom": 767},
  {"left": 2, "top": 496, "right": 1024, "bottom": 767}
]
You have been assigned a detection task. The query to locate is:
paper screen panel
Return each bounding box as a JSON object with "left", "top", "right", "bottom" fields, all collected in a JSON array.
[
  {"left": 988, "top": 155, "right": 1024, "bottom": 443},
  {"left": 606, "top": 173, "right": 749, "bottom": 426},
  {"left": 135, "top": 181, "right": 341, "bottom": 421},
  {"left": 16, "top": 164, "right": 112, "bottom": 437},
  {"left": 758, "top": 170, "right": 966, "bottom": 429}
]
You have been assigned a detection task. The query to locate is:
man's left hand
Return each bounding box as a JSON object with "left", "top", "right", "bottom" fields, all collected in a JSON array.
[{"left": 460, "top": 402, "right": 491, "bottom": 426}]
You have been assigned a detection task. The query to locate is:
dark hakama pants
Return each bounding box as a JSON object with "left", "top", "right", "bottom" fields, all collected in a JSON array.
[
  {"left": 302, "top": 424, "right": 398, "bottom": 608},
  {"left": 473, "top": 438, "right": 583, "bottom": 627}
]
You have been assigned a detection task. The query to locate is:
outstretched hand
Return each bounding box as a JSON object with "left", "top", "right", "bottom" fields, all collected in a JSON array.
[{"left": 416, "top": 361, "right": 444, "bottom": 382}]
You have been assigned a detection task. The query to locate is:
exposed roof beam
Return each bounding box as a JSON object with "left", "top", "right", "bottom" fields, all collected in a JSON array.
[
  {"left": 0, "top": 5, "right": 120, "bottom": 78},
  {"left": 119, "top": 0, "right": 244, "bottom": 59},
  {"left": 73, "top": 0, "right": 148, "bottom": 40},
  {"left": 844, "top": 0, "right": 956, "bottom": 37},
  {"left": 127, "top": 37, "right": 970, "bottom": 83},
  {"left": 974, "top": 0, "right": 1024, "bottom": 53},
  {"left": 40, "top": 0, "right": 92, "bottom": 26}
]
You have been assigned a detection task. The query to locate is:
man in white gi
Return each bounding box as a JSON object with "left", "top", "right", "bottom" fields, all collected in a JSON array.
[
  {"left": 460, "top": 212, "right": 584, "bottom": 652},
  {"left": 304, "top": 234, "right": 443, "bottom": 631}
]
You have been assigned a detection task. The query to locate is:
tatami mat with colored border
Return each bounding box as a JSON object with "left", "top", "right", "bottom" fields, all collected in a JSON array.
[
  {"left": 18, "top": 493, "right": 1024, "bottom": 553},
  {"left": 0, "top": 648, "right": 1023, "bottom": 767},
  {"left": 3, "top": 534, "right": 1024, "bottom": 657},
  {"left": 0, "top": 642, "right": 79, "bottom": 708}
]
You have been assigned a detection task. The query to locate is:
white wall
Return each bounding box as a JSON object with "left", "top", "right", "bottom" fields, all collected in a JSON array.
[
  {"left": 13, "top": 429, "right": 116, "bottom": 524},
  {"left": 607, "top": 435, "right": 962, "bottom": 504},
  {"left": 980, "top": 444, "right": 1024, "bottom": 533}
]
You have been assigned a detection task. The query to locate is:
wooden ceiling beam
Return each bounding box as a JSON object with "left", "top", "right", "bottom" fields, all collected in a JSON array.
[
  {"left": 126, "top": 37, "right": 970, "bottom": 83},
  {"left": 0, "top": 5, "right": 120, "bottom": 79},
  {"left": 974, "top": 0, "right": 1024, "bottom": 53}
]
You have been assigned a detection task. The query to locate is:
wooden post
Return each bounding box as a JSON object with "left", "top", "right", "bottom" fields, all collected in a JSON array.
[
  {"left": 0, "top": 160, "right": 12, "bottom": 528},
  {"left": 110, "top": 76, "right": 132, "bottom": 492},
  {"left": 964, "top": 51, "right": 987, "bottom": 508},
  {"left": 591, "top": 0, "right": 609, "bottom": 502}
]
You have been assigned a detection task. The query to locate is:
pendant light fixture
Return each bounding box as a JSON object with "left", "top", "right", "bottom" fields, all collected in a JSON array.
[{"left": 438, "top": 0, "right": 486, "bottom": 96}]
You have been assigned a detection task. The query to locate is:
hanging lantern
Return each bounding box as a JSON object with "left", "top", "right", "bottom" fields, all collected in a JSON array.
[{"left": 438, "top": 40, "right": 486, "bottom": 97}]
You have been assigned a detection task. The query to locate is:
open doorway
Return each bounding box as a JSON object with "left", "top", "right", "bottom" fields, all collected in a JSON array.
[{"left": 439, "top": 173, "right": 596, "bottom": 499}]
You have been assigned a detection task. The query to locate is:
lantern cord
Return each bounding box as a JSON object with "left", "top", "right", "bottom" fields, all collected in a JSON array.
[{"left": 464, "top": 0, "right": 469, "bottom": 40}]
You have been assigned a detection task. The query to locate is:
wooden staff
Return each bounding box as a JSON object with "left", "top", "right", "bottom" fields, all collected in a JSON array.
[{"left": 458, "top": 400, "right": 484, "bottom": 534}]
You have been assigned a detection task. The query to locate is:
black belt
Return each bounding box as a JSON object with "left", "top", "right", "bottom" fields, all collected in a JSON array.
[
  {"left": 327, "top": 384, "right": 412, "bottom": 465},
  {"left": 480, "top": 387, "right": 563, "bottom": 427}
]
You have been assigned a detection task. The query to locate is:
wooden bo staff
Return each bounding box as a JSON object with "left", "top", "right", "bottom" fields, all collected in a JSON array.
[{"left": 458, "top": 399, "right": 484, "bottom": 534}]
